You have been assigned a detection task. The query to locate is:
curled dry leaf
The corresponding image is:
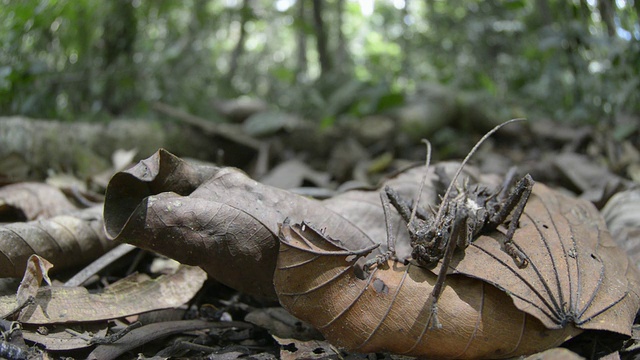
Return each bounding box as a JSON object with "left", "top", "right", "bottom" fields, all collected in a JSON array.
[
  {"left": 0, "top": 182, "right": 77, "bottom": 221},
  {"left": 0, "top": 206, "right": 114, "bottom": 277},
  {"left": 104, "top": 149, "right": 379, "bottom": 298},
  {"left": 602, "top": 188, "right": 640, "bottom": 269},
  {"left": 16, "top": 254, "right": 53, "bottom": 306},
  {"left": 0, "top": 264, "right": 207, "bottom": 324}
]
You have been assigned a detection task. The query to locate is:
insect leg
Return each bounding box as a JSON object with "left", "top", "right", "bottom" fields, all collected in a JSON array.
[
  {"left": 496, "top": 166, "right": 518, "bottom": 202},
  {"left": 426, "top": 204, "right": 468, "bottom": 329},
  {"left": 489, "top": 174, "right": 534, "bottom": 268},
  {"left": 385, "top": 186, "right": 413, "bottom": 223},
  {"left": 363, "top": 189, "right": 401, "bottom": 271}
]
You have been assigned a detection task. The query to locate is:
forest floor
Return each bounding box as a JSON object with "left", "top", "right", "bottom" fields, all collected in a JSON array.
[{"left": 0, "top": 113, "right": 639, "bottom": 360}]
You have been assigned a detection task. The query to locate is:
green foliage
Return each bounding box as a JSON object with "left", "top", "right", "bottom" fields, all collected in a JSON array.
[{"left": 0, "top": 0, "right": 638, "bottom": 123}]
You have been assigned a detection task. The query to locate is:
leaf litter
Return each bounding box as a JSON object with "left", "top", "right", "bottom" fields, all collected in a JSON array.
[
  {"left": 101, "top": 143, "right": 639, "bottom": 358},
  {"left": 0, "top": 119, "right": 638, "bottom": 359}
]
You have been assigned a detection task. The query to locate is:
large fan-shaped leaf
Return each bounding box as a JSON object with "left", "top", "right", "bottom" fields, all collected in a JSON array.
[{"left": 274, "top": 221, "right": 580, "bottom": 359}]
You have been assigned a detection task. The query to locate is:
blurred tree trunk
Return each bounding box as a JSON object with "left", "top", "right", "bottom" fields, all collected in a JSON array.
[
  {"left": 597, "top": 0, "right": 617, "bottom": 37},
  {"left": 101, "top": 0, "right": 138, "bottom": 115},
  {"left": 295, "top": 0, "right": 308, "bottom": 82},
  {"left": 534, "top": 0, "right": 552, "bottom": 26},
  {"left": 335, "top": 0, "right": 349, "bottom": 74},
  {"left": 75, "top": 4, "right": 93, "bottom": 115},
  {"left": 400, "top": 0, "right": 411, "bottom": 77},
  {"left": 312, "top": 0, "right": 332, "bottom": 76},
  {"left": 226, "top": 0, "right": 252, "bottom": 90}
]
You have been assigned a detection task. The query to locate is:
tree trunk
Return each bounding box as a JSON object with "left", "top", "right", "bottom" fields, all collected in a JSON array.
[
  {"left": 101, "top": 0, "right": 138, "bottom": 115},
  {"left": 598, "top": 0, "right": 617, "bottom": 37},
  {"left": 400, "top": 0, "right": 411, "bottom": 77},
  {"left": 535, "top": 0, "right": 553, "bottom": 26},
  {"left": 335, "top": 0, "right": 349, "bottom": 73},
  {"left": 312, "top": 0, "right": 332, "bottom": 76},
  {"left": 226, "top": 0, "right": 252, "bottom": 88},
  {"left": 295, "top": 0, "right": 308, "bottom": 82}
]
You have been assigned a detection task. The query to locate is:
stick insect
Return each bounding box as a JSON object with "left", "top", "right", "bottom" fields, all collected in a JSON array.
[{"left": 365, "top": 118, "right": 534, "bottom": 329}]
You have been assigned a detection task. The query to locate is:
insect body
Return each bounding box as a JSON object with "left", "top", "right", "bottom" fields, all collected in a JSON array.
[
  {"left": 387, "top": 172, "right": 533, "bottom": 270},
  {"left": 366, "top": 119, "right": 534, "bottom": 329}
]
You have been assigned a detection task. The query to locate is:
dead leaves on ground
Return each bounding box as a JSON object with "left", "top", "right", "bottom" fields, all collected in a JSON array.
[
  {"left": 103, "top": 149, "right": 640, "bottom": 358},
  {"left": 0, "top": 264, "right": 206, "bottom": 324},
  {"left": 0, "top": 144, "right": 637, "bottom": 358},
  {"left": 0, "top": 177, "right": 216, "bottom": 358},
  {"left": 0, "top": 182, "right": 115, "bottom": 277},
  {"left": 0, "top": 254, "right": 208, "bottom": 358}
]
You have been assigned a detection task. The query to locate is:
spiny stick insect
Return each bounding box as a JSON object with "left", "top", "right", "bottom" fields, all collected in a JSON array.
[{"left": 365, "top": 118, "right": 534, "bottom": 329}]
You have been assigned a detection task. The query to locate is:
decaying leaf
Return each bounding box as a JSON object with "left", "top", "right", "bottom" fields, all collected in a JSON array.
[
  {"left": 0, "top": 264, "right": 206, "bottom": 324},
  {"left": 259, "top": 159, "right": 331, "bottom": 190},
  {"left": 553, "top": 153, "right": 631, "bottom": 205},
  {"left": 0, "top": 206, "right": 114, "bottom": 277},
  {"left": 23, "top": 323, "right": 108, "bottom": 351},
  {"left": 16, "top": 254, "right": 53, "bottom": 306},
  {"left": 0, "top": 182, "right": 77, "bottom": 221},
  {"left": 602, "top": 188, "right": 640, "bottom": 269},
  {"left": 273, "top": 335, "right": 339, "bottom": 360},
  {"left": 87, "top": 319, "right": 253, "bottom": 360}
]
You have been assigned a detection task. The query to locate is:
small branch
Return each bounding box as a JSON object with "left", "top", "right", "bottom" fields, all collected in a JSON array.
[{"left": 152, "top": 102, "right": 263, "bottom": 151}]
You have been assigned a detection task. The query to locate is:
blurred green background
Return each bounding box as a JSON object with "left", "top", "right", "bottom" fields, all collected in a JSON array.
[{"left": 1, "top": 0, "right": 638, "bottom": 125}]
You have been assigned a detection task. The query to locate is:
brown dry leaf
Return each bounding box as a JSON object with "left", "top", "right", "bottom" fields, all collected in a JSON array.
[
  {"left": 273, "top": 335, "right": 339, "bottom": 360},
  {"left": 16, "top": 254, "right": 53, "bottom": 306},
  {"left": 104, "top": 148, "right": 220, "bottom": 237},
  {"left": 0, "top": 182, "right": 77, "bottom": 221},
  {"left": 104, "top": 149, "right": 381, "bottom": 299},
  {"left": 259, "top": 159, "right": 331, "bottom": 190},
  {"left": 23, "top": 323, "right": 108, "bottom": 351},
  {"left": 0, "top": 264, "right": 206, "bottom": 324},
  {"left": 553, "top": 153, "right": 631, "bottom": 205},
  {"left": 451, "top": 182, "right": 640, "bottom": 334},
  {"left": 275, "top": 221, "right": 578, "bottom": 359},
  {"left": 0, "top": 206, "right": 114, "bottom": 277},
  {"left": 602, "top": 188, "right": 640, "bottom": 269},
  {"left": 87, "top": 319, "right": 252, "bottom": 360}
]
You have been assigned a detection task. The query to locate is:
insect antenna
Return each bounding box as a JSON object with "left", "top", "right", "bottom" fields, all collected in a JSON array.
[
  {"left": 433, "top": 118, "right": 525, "bottom": 225},
  {"left": 408, "top": 139, "right": 432, "bottom": 227}
]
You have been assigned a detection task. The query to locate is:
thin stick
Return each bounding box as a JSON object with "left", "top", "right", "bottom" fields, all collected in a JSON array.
[
  {"left": 433, "top": 119, "right": 525, "bottom": 224},
  {"left": 64, "top": 244, "right": 137, "bottom": 287}
]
